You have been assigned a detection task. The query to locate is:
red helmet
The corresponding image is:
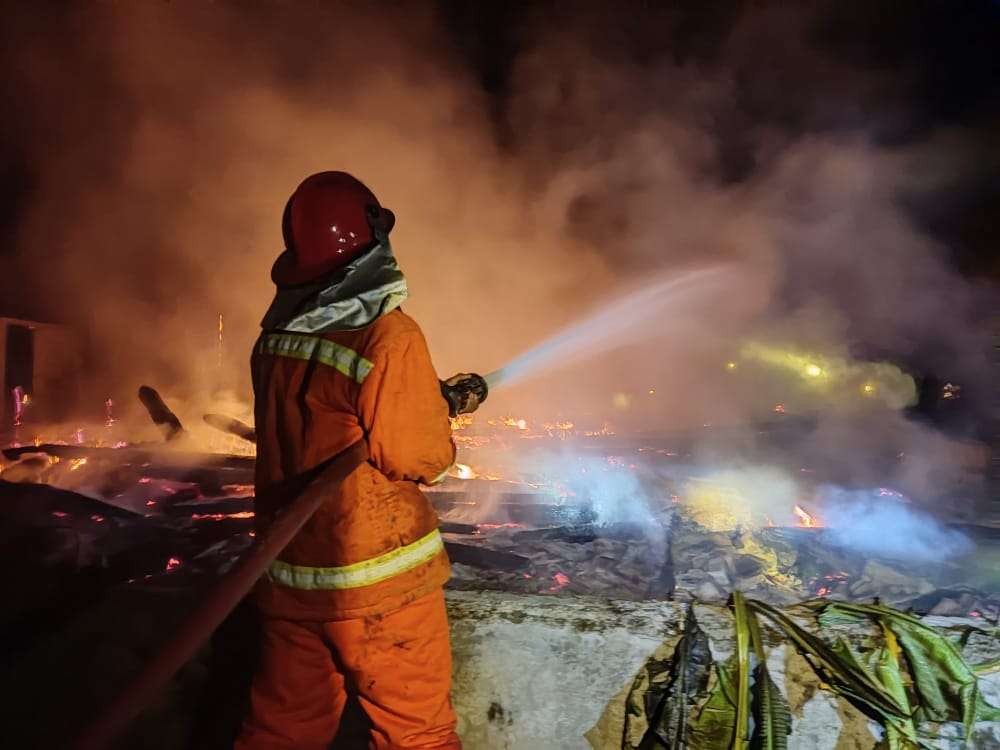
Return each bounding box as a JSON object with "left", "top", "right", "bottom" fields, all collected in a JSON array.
[{"left": 271, "top": 171, "right": 395, "bottom": 286}]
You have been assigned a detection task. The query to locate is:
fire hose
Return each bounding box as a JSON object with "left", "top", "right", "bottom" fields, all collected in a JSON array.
[{"left": 74, "top": 440, "right": 368, "bottom": 750}]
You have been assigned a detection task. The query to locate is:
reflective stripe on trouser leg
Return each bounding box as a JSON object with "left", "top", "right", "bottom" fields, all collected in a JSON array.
[{"left": 266, "top": 529, "right": 444, "bottom": 591}]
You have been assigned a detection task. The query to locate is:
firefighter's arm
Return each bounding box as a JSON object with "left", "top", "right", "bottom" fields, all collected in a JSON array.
[{"left": 357, "top": 328, "right": 455, "bottom": 485}]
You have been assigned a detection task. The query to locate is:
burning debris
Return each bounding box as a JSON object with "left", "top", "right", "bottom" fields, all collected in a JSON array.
[{"left": 0, "top": 379, "right": 996, "bottom": 748}]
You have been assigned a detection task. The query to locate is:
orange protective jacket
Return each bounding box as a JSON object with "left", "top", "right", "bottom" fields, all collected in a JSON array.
[{"left": 251, "top": 309, "right": 455, "bottom": 621}]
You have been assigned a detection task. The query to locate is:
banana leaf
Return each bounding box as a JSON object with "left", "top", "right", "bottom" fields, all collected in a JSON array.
[
  {"left": 747, "top": 608, "right": 790, "bottom": 750},
  {"left": 747, "top": 599, "right": 909, "bottom": 724},
  {"left": 871, "top": 623, "right": 921, "bottom": 750},
  {"left": 822, "top": 601, "right": 1000, "bottom": 737},
  {"left": 972, "top": 656, "right": 1000, "bottom": 676},
  {"left": 639, "top": 607, "right": 713, "bottom": 749},
  {"left": 688, "top": 657, "right": 740, "bottom": 750},
  {"left": 732, "top": 593, "right": 752, "bottom": 750}
]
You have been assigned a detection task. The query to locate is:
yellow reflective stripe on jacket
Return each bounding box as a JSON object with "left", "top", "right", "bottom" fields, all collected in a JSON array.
[
  {"left": 266, "top": 529, "right": 444, "bottom": 590},
  {"left": 259, "top": 332, "right": 374, "bottom": 384}
]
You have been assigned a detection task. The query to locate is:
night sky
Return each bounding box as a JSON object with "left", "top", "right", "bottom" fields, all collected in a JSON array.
[{"left": 441, "top": 1, "right": 1000, "bottom": 275}]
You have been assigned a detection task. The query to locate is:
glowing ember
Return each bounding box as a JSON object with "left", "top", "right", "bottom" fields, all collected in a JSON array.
[
  {"left": 541, "top": 421, "right": 574, "bottom": 431},
  {"left": 218, "top": 312, "right": 225, "bottom": 368},
  {"left": 165, "top": 557, "right": 182, "bottom": 571},
  {"left": 90, "top": 514, "right": 105, "bottom": 523},
  {"left": 475, "top": 522, "right": 525, "bottom": 532},
  {"left": 221, "top": 483, "right": 255, "bottom": 496},
  {"left": 549, "top": 572, "right": 571, "bottom": 591},
  {"left": 793, "top": 504, "right": 820, "bottom": 528},
  {"left": 450, "top": 413, "right": 474, "bottom": 431},
  {"left": 11, "top": 386, "right": 27, "bottom": 427},
  {"left": 51, "top": 511, "right": 68, "bottom": 518},
  {"left": 190, "top": 511, "right": 255, "bottom": 521},
  {"left": 68, "top": 457, "right": 88, "bottom": 471},
  {"left": 773, "top": 403, "right": 786, "bottom": 414}
]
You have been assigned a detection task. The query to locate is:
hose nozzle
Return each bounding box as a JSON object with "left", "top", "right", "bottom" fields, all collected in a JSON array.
[{"left": 440, "top": 373, "right": 488, "bottom": 417}]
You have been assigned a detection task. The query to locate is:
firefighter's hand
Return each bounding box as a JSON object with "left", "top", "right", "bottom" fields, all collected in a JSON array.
[{"left": 440, "top": 373, "right": 488, "bottom": 417}]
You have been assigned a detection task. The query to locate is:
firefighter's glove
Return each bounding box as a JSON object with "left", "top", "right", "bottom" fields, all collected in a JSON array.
[{"left": 440, "top": 373, "right": 488, "bottom": 417}]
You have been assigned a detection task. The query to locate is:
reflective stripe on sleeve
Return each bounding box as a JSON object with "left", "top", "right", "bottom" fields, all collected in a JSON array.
[
  {"left": 258, "top": 332, "right": 374, "bottom": 384},
  {"left": 266, "top": 529, "right": 444, "bottom": 590}
]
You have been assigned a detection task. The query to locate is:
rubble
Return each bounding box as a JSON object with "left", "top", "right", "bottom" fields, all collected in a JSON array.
[{"left": 1, "top": 433, "right": 998, "bottom": 746}]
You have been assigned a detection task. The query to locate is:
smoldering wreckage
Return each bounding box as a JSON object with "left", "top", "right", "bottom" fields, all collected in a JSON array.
[{"left": 1, "top": 338, "right": 999, "bottom": 750}]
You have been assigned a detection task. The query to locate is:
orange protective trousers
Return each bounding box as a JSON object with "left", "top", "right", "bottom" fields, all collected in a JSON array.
[{"left": 235, "top": 589, "right": 461, "bottom": 750}]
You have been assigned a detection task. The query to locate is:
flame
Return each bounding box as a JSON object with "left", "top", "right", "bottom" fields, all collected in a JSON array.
[
  {"left": 165, "top": 557, "right": 182, "bottom": 571},
  {"left": 104, "top": 398, "right": 116, "bottom": 428},
  {"left": 11, "top": 386, "right": 27, "bottom": 427},
  {"left": 450, "top": 413, "right": 474, "bottom": 431},
  {"left": 191, "top": 511, "right": 255, "bottom": 521},
  {"left": 793, "top": 504, "right": 820, "bottom": 528},
  {"left": 541, "top": 420, "right": 574, "bottom": 432},
  {"left": 68, "top": 457, "right": 88, "bottom": 471},
  {"left": 218, "top": 313, "right": 225, "bottom": 368}
]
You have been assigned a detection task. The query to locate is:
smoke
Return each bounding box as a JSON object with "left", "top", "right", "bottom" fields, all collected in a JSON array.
[
  {"left": 676, "top": 463, "right": 973, "bottom": 562},
  {"left": 817, "top": 486, "right": 974, "bottom": 563},
  {"left": 1, "top": 3, "right": 994, "bottom": 503}
]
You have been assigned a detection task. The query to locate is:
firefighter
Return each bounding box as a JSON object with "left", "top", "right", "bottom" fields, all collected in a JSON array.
[{"left": 236, "top": 172, "right": 483, "bottom": 750}]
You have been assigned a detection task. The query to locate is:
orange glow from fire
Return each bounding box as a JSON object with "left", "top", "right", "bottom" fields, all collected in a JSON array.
[
  {"left": 190, "top": 511, "right": 255, "bottom": 521},
  {"left": 793, "top": 504, "right": 821, "bottom": 527},
  {"left": 549, "top": 572, "right": 571, "bottom": 591}
]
